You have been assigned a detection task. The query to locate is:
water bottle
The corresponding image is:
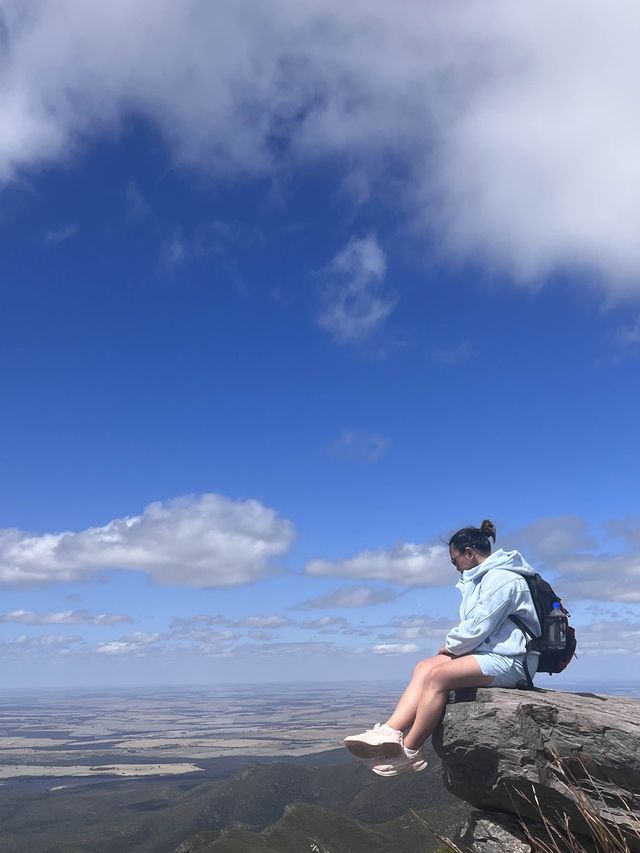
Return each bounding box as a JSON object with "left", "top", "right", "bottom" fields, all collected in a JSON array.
[{"left": 545, "top": 602, "right": 567, "bottom": 649}]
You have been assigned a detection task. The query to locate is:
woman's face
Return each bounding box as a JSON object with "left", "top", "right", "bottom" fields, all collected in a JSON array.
[{"left": 449, "top": 546, "right": 478, "bottom": 574}]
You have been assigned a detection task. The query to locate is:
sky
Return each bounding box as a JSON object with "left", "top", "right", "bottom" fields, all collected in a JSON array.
[{"left": 1, "top": 0, "right": 639, "bottom": 689}]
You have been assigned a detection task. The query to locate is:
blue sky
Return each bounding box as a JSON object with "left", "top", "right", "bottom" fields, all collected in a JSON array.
[{"left": 1, "top": 1, "right": 639, "bottom": 688}]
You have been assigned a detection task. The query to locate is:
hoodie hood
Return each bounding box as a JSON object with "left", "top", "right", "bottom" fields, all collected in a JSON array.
[{"left": 460, "top": 548, "right": 535, "bottom": 584}]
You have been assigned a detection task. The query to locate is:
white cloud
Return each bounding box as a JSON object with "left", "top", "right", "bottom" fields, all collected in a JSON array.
[
  {"left": 387, "top": 615, "right": 452, "bottom": 642},
  {"left": 96, "top": 632, "right": 160, "bottom": 656},
  {"left": 606, "top": 516, "right": 640, "bottom": 549},
  {"left": 294, "top": 585, "right": 401, "bottom": 609},
  {"left": 507, "top": 514, "right": 640, "bottom": 603},
  {"left": 0, "top": 609, "right": 132, "bottom": 625},
  {"left": 0, "top": 493, "right": 294, "bottom": 587},
  {"left": 246, "top": 628, "right": 273, "bottom": 641},
  {"left": 328, "top": 430, "right": 390, "bottom": 463},
  {"left": 318, "top": 235, "right": 393, "bottom": 343},
  {"left": 3, "top": 3, "right": 640, "bottom": 293},
  {"left": 43, "top": 224, "right": 77, "bottom": 245},
  {"left": 373, "top": 643, "right": 419, "bottom": 655},
  {"left": 300, "top": 615, "right": 374, "bottom": 636},
  {"left": 302, "top": 615, "right": 350, "bottom": 631},
  {"left": 170, "top": 614, "right": 230, "bottom": 630},
  {"left": 306, "top": 542, "right": 452, "bottom": 586},
  {"left": 0, "top": 633, "right": 81, "bottom": 657},
  {"left": 170, "top": 613, "right": 292, "bottom": 631},
  {"left": 507, "top": 515, "right": 597, "bottom": 562},
  {"left": 175, "top": 629, "right": 240, "bottom": 655},
  {"left": 554, "top": 554, "right": 640, "bottom": 604},
  {"left": 571, "top": 619, "right": 640, "bottom": 656},
  {"left": 303, "top": 516, "right": 640, "bottom": 603},
  {"left": 235, "top": 615, "right": 292, "bottom": 628}
]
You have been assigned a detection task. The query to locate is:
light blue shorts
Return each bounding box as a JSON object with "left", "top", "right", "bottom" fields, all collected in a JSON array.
[{"left": 472, "top": 652, "right": 539, "bottom": 688}]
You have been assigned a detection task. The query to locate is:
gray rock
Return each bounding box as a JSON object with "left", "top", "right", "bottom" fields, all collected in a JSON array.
[
  {"left": 456, "top": 811, "right": 532, "bottom": 853},
  {"left": 433, "top": 688, "right": 640, "bottom": 851}
]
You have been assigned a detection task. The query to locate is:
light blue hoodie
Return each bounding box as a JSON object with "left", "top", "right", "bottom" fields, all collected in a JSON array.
[{"left": 444, "top": 548, "right": 541, "bottom": 658}]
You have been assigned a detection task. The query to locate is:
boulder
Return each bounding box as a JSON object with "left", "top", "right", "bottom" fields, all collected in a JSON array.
[
  {"left": 432, "top": 688, "right": 640, "bottom": 851},
  {"left": 457, "top": 811, "right": 532, "bottom": 853}
]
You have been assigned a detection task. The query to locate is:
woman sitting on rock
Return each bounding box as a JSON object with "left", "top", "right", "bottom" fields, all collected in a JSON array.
[{"left": 343, "top": 519, "right": 540, "bottom": 777}]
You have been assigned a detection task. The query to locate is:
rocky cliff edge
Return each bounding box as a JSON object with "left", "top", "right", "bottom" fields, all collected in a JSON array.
[{"left": 433, "top": 688, "right": 640, "bottom": 852}]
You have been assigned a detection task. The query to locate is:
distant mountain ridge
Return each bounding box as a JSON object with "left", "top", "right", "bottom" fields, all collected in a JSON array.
[
  {"left": 0, "top": 747, "right": 468, "bottom": 853},
  {"left": 171, "top": 748, "right": 468, "bottom": 853},
  {"left": 173, "top": 802, "right": 457, "bottom": 853}
]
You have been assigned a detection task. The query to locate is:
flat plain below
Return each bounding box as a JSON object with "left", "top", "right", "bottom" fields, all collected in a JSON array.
[{"left": 0, "top": 682, "right": 401, "bottom": 778}]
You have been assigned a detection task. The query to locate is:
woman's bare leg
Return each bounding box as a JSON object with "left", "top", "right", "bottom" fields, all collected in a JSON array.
[
  {"left": 384, "top": 655, "right": 451, "bottom": 732},
  {"left": 403, "top": 656, "right": 493, "bottom": 750}
]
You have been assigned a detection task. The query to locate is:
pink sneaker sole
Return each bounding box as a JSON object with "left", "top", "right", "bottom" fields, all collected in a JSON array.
[
  {"left": 343, "top": 738, "right": 403, "bottom": 759},
  {"left": 371, "top": 757, "right": 428, "bottom": 777}
]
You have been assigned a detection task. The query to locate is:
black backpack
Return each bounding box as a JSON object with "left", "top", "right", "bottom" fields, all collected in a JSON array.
[{"left": 509, "top": 573, "right": 577, "bottom": 689}]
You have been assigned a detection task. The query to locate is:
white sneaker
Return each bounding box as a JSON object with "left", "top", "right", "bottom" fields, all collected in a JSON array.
[
  {"left": 343, "top": 723, "right": 403, "bottom": 759},
  {"left": 370, "top": 746, "right": 428, "bottom": 777}
]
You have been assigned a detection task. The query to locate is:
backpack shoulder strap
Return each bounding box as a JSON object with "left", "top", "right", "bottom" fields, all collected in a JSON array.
[
  {"left": 509, "top": 613, "right": 537, "bottom": 641},
  {"left": 509, "top": 615, "right": 536, "bottom": 689}
]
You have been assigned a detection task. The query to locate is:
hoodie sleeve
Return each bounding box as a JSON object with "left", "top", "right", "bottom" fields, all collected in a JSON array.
[{"left": 444, "top": 575, "right": 517, "bottom": 656}]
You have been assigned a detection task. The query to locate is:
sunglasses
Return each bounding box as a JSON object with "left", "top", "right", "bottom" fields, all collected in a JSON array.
[{"left": 451, "top": 548, "right": 472, "bottom": 567}]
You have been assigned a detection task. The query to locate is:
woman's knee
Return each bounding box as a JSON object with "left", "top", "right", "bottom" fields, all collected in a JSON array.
[
  {"left": 423, "top": 662, "right": 456, "bottom": 692},
  {"left": 412, "top": 655, "right": 445, "bottom": 681}
]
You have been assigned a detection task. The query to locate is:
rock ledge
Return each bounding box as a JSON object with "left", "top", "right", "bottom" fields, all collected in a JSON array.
[{"left": 433, "top": 688, "right": 640, "bottom": 851}]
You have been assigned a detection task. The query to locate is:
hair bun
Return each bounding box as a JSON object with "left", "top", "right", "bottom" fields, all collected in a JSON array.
[{"left": 480, "top": 519, "right": 497, "bottom": 542}]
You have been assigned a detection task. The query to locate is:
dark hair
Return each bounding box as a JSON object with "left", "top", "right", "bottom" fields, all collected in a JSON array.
[{"left": 449, "top": 519, "right": 496, "bottom": 556}]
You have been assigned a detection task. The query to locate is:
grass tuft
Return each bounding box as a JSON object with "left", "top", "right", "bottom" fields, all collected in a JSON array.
[{"left": 514, "top": 753, "right": 640, "bottom": 852}]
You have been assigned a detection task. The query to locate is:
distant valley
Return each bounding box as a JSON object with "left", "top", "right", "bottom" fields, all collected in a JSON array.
[{"left": 0, "top": 685, "right": 468, "bottom": 852}]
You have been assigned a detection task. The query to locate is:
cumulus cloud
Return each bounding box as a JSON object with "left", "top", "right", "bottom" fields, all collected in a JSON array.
[
  {"left": 554, "top": 554, "right": 640, "bottom": 604},
  {"left": 306, "top": 542, "right": 451, "bottom": 586},
  {"left": 318, "top": 235, "right": 393, "bottom": 343},
  {"left": 328, "top": 430, "right": 390, "bottom": 463},
  {"left": 96, "top": 632, "right": 160, "bottom": 656},
  {"left": 170, "top": 613, "right": 292, "bottom": 630},
  {"left": 174, "top": 628, "right": 241, "bottom": 656},
  {"left": 572, "top": 619, "right": 640, "bottom": 656},
  {"left": 0, "top": 493, "right": 294, "bottom": 587},
  {"left": 2, "top": 3, "right": 640, "bottom": 293},
  {"left": 302, "top": 615, "right": 351, "bottom": 631},
  {"left": 606, "top": 516, "right": 640, "bottom": 549},
  {"left": 170, "top": 614, "right": 230, "bottom": 630},
  {"left": 303, "top": 515, "right": 640, "bottom": 602},
  {"left": 387, "top": 615, "right": 452, "bottom": 642},
  {"left": 508, "top": 514, "right": 640, "bottom": 603},
  {"left": 508, "top": 515, "right": 597, "bottom": 561},
  {"left": 166, "top": 614, "right": 292, "bottom": 653},
  {"left": 294, "top": 585, "right": 401, "bottom": 609},
  {"left": 235, "top": 615, "right": 292, "bottom": 628},
  {"left": 300, "top": 615, "right": 374, "bottom": 636},
  {"left": 0, "top": 633, "right": 81, "bottom": 657},
  {"left": 0, "top": 609, "right": 132, "bottom": 625}
]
